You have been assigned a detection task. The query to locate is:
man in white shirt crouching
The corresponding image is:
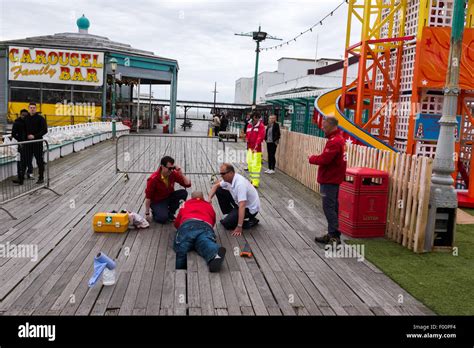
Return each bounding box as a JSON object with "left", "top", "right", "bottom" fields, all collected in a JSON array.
[{"left": 208, "top": 163, "right": 260, "bottom": 236}]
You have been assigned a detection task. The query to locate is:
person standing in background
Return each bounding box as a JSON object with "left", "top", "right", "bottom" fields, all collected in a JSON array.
[
  {"left": 25, "top": 102, "right": 48, "bottom": 184},
  {"left": 308, "top": 117, "right": 347, "bottom": 245},
  {"left": 212, "top": 113, "right": 221, "bottom": 137},
  {"left": 11, "top": 109, "right": 29, "bottom": 185},
  {"left": 245, "top": 112, "right": 265, "bottom": 188},
  {"left": 220, "top": 114, "right": 229, "bottom": 132},
  {"left": 264, "top": 114, "right": 281, "bottom": 174}
]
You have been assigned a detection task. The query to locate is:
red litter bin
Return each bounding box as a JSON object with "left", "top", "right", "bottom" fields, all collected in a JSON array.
[{"left": 338, "top": 167, "right": 389, "bottom": 238}]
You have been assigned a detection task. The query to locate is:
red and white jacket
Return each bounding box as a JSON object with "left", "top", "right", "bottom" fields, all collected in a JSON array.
[{"left": 245, "top": 120, "right": 266, "bottom": 152}]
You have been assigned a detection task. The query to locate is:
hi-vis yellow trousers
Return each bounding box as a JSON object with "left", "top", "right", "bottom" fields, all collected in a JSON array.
[{"left": 247, "top": 149, "right": 262, "bottom": 187}]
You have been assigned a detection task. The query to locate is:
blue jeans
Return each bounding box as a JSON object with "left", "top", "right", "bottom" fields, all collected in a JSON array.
[
  {"left": 320, "top": 184, "right": 340, "bottom": 238},
  {"left": 173, "top": 220, "right": 220, "bottom": 269},
  {"left": 150, "top": 189, "right": 188, "bottom": 224}
]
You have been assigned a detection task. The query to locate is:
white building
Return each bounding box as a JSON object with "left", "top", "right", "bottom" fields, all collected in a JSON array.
[
  {"left": 277, "top": 57, "right": 341, "bottom": 81},
  {"left": 234, "top": 77, "right": 253, "bottom": 104},
  {"left": 266, "top": 57, "right": 359, "bottom": 99},
  {"left": 234, "top": 57, "right": 356, "bottom": 104}
]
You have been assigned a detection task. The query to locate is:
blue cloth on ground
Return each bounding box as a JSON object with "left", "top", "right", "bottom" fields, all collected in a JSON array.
[{"left": 88, "top": 252, "right": 116, "bottom": 287}]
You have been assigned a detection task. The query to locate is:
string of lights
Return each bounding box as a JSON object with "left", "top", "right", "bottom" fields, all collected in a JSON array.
[{"left": 260, "top": 0, "right": 348, "bottom": 51}]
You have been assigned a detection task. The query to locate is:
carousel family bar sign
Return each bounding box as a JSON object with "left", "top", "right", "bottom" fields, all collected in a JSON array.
[{"left": 8, "top": 46, "right": 104, "bottom": 86}]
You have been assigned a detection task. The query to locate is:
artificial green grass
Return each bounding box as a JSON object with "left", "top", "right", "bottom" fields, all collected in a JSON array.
[
  {"left": 463, "top": 208, "right": 474, "bottom": 217},
  {"left": 347, "top": 224, "right": 474, "bottom": 315}
]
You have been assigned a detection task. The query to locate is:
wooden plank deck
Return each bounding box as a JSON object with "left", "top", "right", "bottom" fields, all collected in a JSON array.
[{"left": 0, "top": 128, "right": 433, "bottom": 316}]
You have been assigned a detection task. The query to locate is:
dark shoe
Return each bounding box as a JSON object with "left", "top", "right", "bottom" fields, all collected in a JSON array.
[
  {"left": 27, "top": 173, "right": 34, "bottom": 180},
  {"left": 36, "top": 178, "right": 44, "bottom": 184},
  {"left": 243, "top": 217, "right": 259, "bottom": 229},
  {"left": 315, "top": 234, "right": 341, "bottom": 245},
  {"left": 219, "top": 218, "right": 233, "bottom": 230},
  {"left": 244, "top": 167, "right": 249, "bottom": 171},
  {"left": 12, "top": 179, "right": 24, "bottom": 185},
  {"left": 209, "top": 247, "right": 226, "bottom": 273}
]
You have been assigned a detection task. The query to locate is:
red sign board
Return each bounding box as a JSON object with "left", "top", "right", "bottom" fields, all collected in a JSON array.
[{"left": 415, "top": 27, "right": 474, "bottom": 90}]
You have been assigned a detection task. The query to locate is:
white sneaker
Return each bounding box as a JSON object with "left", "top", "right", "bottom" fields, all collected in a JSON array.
[
  {"left": 264, "top": 169, "right": 270, "bottom": 174},
  {"left": 268, "top": 170, "right": 275, "bottom": 174}
]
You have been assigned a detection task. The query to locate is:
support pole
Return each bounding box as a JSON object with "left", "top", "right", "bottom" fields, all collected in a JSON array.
[
  {"left": 111, "top": 72, "right": 116, "bottom": 139},
  {"left": 137, "top": 78, "right": 141, "bottom": 133},
  {"left": 252, "top": 40, "right": 260, "bottom": 107},
  {"left": 149, "top": 84, "right": 153, "bottom": 130},
  {"left": 425, "top": 0, "right": 466, "bottom": 251}
]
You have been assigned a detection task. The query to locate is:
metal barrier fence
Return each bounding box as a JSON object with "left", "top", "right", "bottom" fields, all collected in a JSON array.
[
  {"left": 116, "top": 134, "right": 225, "bottom": 176},
  {"left": 0, "top": 139, "right": 60, "bottom": 219}
]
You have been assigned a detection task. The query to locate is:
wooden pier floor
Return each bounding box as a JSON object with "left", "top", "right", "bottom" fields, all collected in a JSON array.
[{"left": 0, "top": 130, "right": 433, "bottom": 315}]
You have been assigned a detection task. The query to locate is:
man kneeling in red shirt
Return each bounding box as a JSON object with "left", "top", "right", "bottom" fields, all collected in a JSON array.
[
  {"left": 174, "top": 191, "right": 226, "bottom": 272},
  {"left": 145, "top": 156, "right": 192, "bottom": 224}
]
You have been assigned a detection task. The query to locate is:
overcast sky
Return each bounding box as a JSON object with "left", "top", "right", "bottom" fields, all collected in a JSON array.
[{"left": 0, "top": 0, "right": 359, "bottom": 103}]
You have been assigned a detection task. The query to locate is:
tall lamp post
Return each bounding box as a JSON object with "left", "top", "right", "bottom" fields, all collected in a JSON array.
[
  {"left": 425, "top": 0, "right": 467, "bottom": 251},
  {"left": 109, "top": 57, "right": 118, "bottom": 139},
  {"left": 235, "top": 26, "right": 282, "bottom": 108}
]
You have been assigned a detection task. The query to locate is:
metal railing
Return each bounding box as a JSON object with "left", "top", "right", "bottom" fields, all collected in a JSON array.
[
  {"left": 229, "top": 121, "right": 246, "bottom": 134},
  {"left": 116, "top": 134, "right": 225, "bottom": 176},
  {"left": 0, "top": 139, "right": 60, "bottom": 219}
]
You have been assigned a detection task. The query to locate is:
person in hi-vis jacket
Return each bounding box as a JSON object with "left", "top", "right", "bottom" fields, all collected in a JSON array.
[{"left": 245, "top": 112, "right": 266, "bottom": 188}]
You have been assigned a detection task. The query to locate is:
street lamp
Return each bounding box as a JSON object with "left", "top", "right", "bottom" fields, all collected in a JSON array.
[
  {"left": 425, "top": 0, "right": 467, "bottom": 251},
  {"left": 109, "top": 57, "right": 118, "bottom": 138},
  {"left": 235, "top": 26, "right": 282, "bottom": 108}
]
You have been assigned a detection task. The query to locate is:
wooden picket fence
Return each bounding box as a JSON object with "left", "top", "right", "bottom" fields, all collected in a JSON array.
[{"left": 263, "top": 130, "right": 433, "bottom": 253}]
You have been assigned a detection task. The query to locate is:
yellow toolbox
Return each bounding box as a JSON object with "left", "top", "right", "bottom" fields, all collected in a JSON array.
[{"left": 93, "top": 212, "right": 129, "bottom": 233}]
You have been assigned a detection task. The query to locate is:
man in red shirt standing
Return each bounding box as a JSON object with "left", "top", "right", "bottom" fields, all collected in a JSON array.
[
  {"left": 308, "top": 117, "right": 347, "bottom": 245},
  {"left": 145, "top": 156, "right": 192, "bottom": 223},
  {"left": 174, "top": 191, "right": 226, "bottom": 272},
  {"left": 245, "top": 112, "right": 266, "bottom": 188}
]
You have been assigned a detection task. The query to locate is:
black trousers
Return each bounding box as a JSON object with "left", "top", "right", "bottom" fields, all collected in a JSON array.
[
  {"left": 215, "top": 187, "right": 257, "bottom": 229},
  {"left": 151, "top": 189, "right": 188, "bottom": 224},
  {"left": 16, "top": 146, "right": 28, "bottom": 181},
  {"left": 25, "top": 143, "right": 45, "bottom": 179},
  {"left": 266, "top": 142, "right": 277, "bottom": 170},
  {"left": 320, "top": 184, "right": 341, "bottom": 238}
]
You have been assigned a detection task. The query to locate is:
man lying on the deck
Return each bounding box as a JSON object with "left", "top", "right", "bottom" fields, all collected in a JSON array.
[
  {"left": 145, "top": 155, "right": 191, "bottom": 224},
  {"left": 173, "top": 191, "right": 226, "bottom": 272},
  {"left": 208, "top": 163, "right": 260, "bottom": 236}
]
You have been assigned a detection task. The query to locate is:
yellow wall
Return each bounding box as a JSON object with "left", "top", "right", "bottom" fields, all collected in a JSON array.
[{"left": 8, "top": 102, "right": 102, "bottom": 126}]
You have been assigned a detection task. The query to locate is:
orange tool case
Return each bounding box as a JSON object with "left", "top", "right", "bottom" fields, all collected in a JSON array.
[{"left": 93, "top": 212, "right": 129, "bottom": 233}]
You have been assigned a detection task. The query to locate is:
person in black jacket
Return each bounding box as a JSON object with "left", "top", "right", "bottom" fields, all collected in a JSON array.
[
  {"left": 264, "top": 114, "right": 281, "bottom": 174},
  {"left": 11, "top": 109, "right": 29, "bottom": 185},
  {"left": 25, "top": 102, "right": 48, "bottom": 184},
  {"left": 219, "top": 114, "right": 229, "bottom": 132}
]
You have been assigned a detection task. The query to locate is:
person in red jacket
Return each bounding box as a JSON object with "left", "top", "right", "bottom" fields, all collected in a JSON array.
[
  {"left": 173, "top": 191, "right": 226, "bottom": 272},
  {"left": 245, "top": 111, "right": 266, "bottom": 187},
  {"left": 145, "top": 156, "right": 192, "bottom": 224},
  {"left": 308, "top": 117, "right": 347, "bottom": 245}
]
